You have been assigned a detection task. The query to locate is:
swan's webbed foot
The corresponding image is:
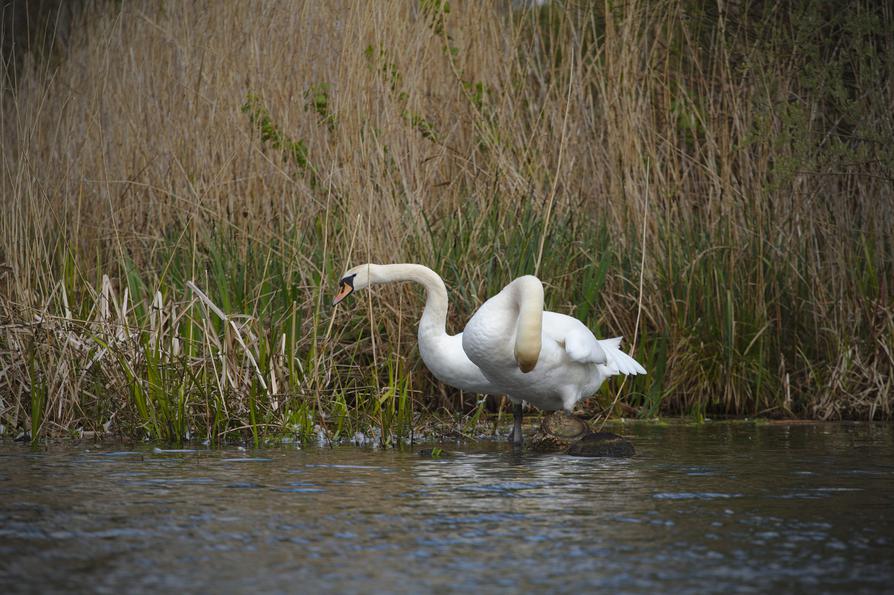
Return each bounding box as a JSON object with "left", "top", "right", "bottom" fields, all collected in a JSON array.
[{"left": 508, "top": 402, "right": 524, "bottom": 447}]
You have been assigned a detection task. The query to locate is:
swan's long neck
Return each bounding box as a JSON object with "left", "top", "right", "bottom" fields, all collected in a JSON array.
[
  {"left": 369, "top": 264, "right": 449, "bottom": 338},
  {"left": 506, "top": 276, "right": 544, "bottom": 372}
]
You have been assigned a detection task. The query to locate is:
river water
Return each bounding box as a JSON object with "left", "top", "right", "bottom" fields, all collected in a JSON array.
[{"left": 1, "top": 423, "right": 892, "bottom": 593}]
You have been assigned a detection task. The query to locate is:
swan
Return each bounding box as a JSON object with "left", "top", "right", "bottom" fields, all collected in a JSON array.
[
  {"left": 461, "top": 275, "right": 646, "bottom": 444},
  {"left": 332, "top": 263, "right": 646, "bottom": 445}
]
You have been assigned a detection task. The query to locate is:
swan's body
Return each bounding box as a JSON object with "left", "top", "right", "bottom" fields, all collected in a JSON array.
[
  {"left": 333, "top": 264, "right": 646, "bottom": 445},
  {"left": 462, "top": 276, "right": 646, "bottom": 414}
]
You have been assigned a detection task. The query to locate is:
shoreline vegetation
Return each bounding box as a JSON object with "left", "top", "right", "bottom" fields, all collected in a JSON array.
[{"left": 1, "top": 1, "right": 892, "bottom": 445}]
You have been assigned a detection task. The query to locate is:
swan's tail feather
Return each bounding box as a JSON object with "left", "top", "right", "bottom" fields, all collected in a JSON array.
[{"left": 598, "top": 337, "right": 647, "bottom": 376}]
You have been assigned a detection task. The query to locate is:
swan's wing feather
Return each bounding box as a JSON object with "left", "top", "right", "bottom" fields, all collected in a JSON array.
[
  {"left": 597, "top": 337, "right": 622, "bottom": 352},
  {"left": 543, "top": 312, "right": 607, "bottom": 364},
  {"left": 564, "top": 326, "right": 608, "bottom": 364},
  {"left": 613, "top": 350, "right": 648, "bottom": 375},
  {"left": 599, "top": 337, "right": 647, "bottom": 375}
]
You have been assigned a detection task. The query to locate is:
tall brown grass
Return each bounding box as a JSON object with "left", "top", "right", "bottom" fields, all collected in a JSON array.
[{"left": 1, "top": 0, "right": 892, "bottom": 441}]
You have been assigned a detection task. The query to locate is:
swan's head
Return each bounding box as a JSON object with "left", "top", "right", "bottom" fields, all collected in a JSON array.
[
  {"left": 511, "top": 275, "right": 544, "bottom": 373},
  {"left": 514, "top": 329, "right": 541, "bottom": 373},
  {"left": 515, "top": 344, "right": 539, "bottom": 373},
  {"left": 332, "top": 263, "right": 375, "bottom": 306}
]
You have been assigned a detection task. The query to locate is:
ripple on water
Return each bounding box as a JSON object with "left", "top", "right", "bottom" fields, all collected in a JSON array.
[
  {"left": 129, "top": 477, "right": 216, "bottom": 486},
  {"left": 813, "top": 487, "right": 863, "bottom": 492},
  {"left": 276, "top": 482, "right": 324, "bottom": 493},
  {"left": 275, "top": 487, "right": 325, "bottom": 493},
  {"left": 99, "top": 451, "right": 143, "bottom": 457},
  {"left": 220, "top": 457, "right": 273, "bottom": 463},
  {"left": 457, "top": 481, "right": 543, "bottom": 496},
  {"left": 653, "top": 492, "right": 744, "bottom": 500},
  {"left": 771, "top": 491, "right": 831, "bottom": 500},
  {"left": 305, "top": 464, "right": 386, "bottom": 470},
  {"left": 683, "top": 466, "right": 718, "bottom": 476},
  {"left": 428, "top": 512, "right": 528, "bottom": 526}
]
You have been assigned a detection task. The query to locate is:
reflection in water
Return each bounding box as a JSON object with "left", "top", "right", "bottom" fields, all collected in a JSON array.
[{"left": 0, "top": 423, "right": 892, "bottom": 593}]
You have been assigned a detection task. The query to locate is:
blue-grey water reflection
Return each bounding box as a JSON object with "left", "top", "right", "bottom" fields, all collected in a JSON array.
[{"left": 1, "top": 423, "right": 892, "bottom": 593}]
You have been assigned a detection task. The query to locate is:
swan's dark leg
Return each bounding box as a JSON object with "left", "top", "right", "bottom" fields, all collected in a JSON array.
[{"left": 508, "top": 402, "right": 524, "bottom": 446}]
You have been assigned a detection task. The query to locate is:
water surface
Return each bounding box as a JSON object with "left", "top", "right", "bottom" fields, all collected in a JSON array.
[{"left": 1, "top": 423, "right": 892, "bottom": 593}]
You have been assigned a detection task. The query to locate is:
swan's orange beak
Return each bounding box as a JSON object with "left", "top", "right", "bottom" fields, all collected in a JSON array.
[{"left": 332, "top": 282, "right": 354, "bottom": 306}]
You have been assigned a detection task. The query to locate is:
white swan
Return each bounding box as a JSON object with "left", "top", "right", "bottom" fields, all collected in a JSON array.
[
  {"left": 461, "top": 275, "right": 646, "bottom": 444},
  {"left": 332, "top": 263, "right": 646, "bottom": 445}
]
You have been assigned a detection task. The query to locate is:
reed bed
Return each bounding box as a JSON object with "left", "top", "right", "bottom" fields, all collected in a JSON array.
[{"left": 1, "top": 0, "right": 892, "bottom": 443}]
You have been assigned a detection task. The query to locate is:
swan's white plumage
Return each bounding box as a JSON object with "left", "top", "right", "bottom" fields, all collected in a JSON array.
[
  {"left": 602, "top": 338, "right": 647, "bottom": 376},
  {"left": 416, "top": 330, "right": 498, "bottom": 395},
  {"left": 551, "top": 315, "right": 607, "bottom": 364}
]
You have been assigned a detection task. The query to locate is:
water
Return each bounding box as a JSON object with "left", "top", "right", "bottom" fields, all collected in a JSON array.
[{"left": 1, "top": 423, "right": 892, "bottom": 593}]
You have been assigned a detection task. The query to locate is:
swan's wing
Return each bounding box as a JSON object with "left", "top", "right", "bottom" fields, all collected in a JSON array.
[
  {"left": 542, "top": 312, "right": 607, "bottom": 364},
  {"left": 542, "top": 312, "right": 648, "bottom": 375},
  {"left": 599, "top": 337, "right": 647, "bottom": 375},
  {"left": 564, "top": 326, "right": 608, "bottom": 364}
]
